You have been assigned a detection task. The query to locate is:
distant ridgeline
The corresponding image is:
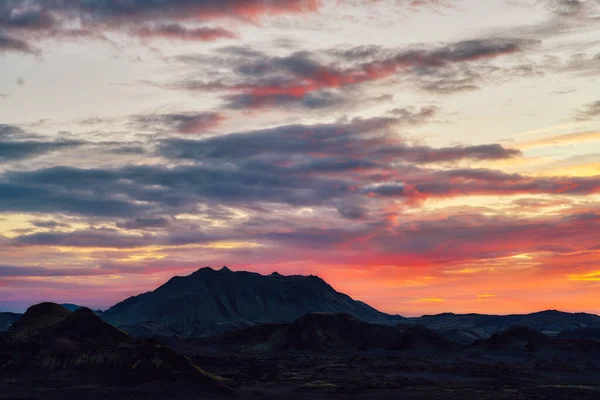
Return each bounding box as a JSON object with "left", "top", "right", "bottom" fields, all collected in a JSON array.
[{"left": 2, "top": 267, "right": 600, "bottom": 341}]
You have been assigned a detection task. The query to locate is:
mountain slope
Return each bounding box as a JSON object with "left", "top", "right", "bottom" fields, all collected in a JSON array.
[
  {"left": 0, "top": 303, "right": 229, "bottom": 390},
  {"left": 60, "top": 303, "right": 104, "bottom": 314},
  {"left": 0, "top": 312, "right": 22, "bottom": 333},
  {"left": 186, "top": 313, "right": 456, "bottom": 354},
  {"left": 469, "top": 325, "right": 600, "bottom": 357},
  {"left": 409, "top": 310, "right": 600, "bottom": 338},
  {"left": 103, "top": 267, "right": 404, "bottom": 337},
  {"left": 558, "top": 328, "right": 600, "bottom": 341}
]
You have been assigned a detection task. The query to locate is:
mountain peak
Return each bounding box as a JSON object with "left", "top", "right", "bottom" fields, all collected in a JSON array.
[
  {"left": 104, "top": 267, "right": 399, "bottom": 337},
  {"left": 4, "top": 302, "right": 71, "bottom": 342}
]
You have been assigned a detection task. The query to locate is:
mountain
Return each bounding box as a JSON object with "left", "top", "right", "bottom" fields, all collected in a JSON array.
[
  {"left": 0, "top": 303, "right": 230, "bottom": 391},
  {"left": 185, "top": 313, "right": 456, "bottom": 354},
  {"left": 557, "top": 328, "right": 600, "bottom": 341},
  {"left": 60, "top": 303, "right": 104, "bottom": 314},
  {"left": 473, "top": 326, "right": 552, "bottom": 352},
  {"left": 103, "top": 267, "right": 404, "bottom": 337},
  {"left": 433, "top": 328, "right": 483, "bottom": 345},
  {"left": 468, "top": 325, "right": 600, "bottom": 358},
  {"left": 0, "top": 312, "right": 22, "bottom": 333},
  {"left": 409, "top": 310, "right": 600, "bottom": 338},
  {"left": 118, "top": 322, "right": 184, "bottom": 340}
]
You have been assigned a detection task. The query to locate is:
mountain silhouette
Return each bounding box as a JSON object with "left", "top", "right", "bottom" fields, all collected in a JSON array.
[
  {"left": 0, "top": 312, "right": 22, "bottom": 333},
  {"left": 557, "top": 328, "right": 600, "bottom": 341},
  {"left": 189, "top": 313, "right": 456, "bottom": 353},
  {"left": 409, "top": 310, "right": 600, "bottom": 338},
  {"left": 0, "top": 303, "right": 229, "bottom": 390},
  {"left": 103, "top": 267, "right": 404, "bottom": 337},
  {"left": 59, "top": 303, "right": 104, "bottom": 314},
  {"left": 469, "top": 325, "right": 600, "bottom": 357}
]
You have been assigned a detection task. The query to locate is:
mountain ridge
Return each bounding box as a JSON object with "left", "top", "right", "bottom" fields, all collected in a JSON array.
[
  {"left": 102, "top": 266, "right": 404, "bottom": 337},
  {"left": 409, "top": 309, "right": 600, "bottom": 338}
]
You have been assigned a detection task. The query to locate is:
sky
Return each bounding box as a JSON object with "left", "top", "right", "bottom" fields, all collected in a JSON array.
[{"left": 0, "top": 0, "right": 599, "bottom": 316}]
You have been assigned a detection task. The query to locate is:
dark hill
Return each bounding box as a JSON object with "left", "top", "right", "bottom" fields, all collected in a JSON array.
[
  {"left": 103, "top": 267, "right": 404, "bottom": 337},
  {"left": 409, "top": 310, "right": 600, "bottom": 338},
  {"left": 187, "top": 313, "right": 455, "bottom": 354},
  {"left": 434, "top": 328, "right": 483, "bottom": 345},
  {"left": 474, "top": 325, "right": 551, "bottom": 352},
  {"left": 60, "top": 303, "right": 104, "bottom": 314},
  {"left": 3, "top": 302, "right": 71, "bottom": 342},
  {"left": 557, "top": 328, "right": 600, "bottom": 341},
  {"left": 470, "top": 325, "right": 600, "bottom": 357},
  {"left": 0, "top": 303, "right": 229, "bottom": 391},
  {"left": 0, "top": 312, "right": 22, "bottom": 333}
]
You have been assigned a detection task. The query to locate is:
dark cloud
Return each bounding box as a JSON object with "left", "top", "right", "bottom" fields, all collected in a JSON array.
[
  {"left": 544, "top": 0, "right": 586, "bottom": 16},
  {"left": 223, "top": 90, "right": 351, "bottom": 110},
  {"left": 0, "top": 0, "right": 324, "bottom": 52},
  {"left": 0, "top": 162, "right": 351, "bottom": 219},
  {"left": 134, "top": 112, "right": 224, "bottom": 134},
  {"left": 363, "top": 167, "right": 600, "bottom": 200},
  {"left": 14, "top": 227, "right": 154, "bottom": 249},
  {"left": 0, "top": 125, "right": 83, "bottom": 161},
  {"left": 169, "top": 37, "right": 534, "bottom": 112},
  {"left": 0, "top": 33, "right": 36, "bottom": 54},
  {"left": 0, "top": 140, "right": 82, "bottom": 162},
  {"left": 30, "top": 220, "right": 70, "bottom": 229},
  {"left": 0, "top": 181, "right": 146, "bottom": 217},
  {"left": 158, "top": 115, "right": 518, "bottom": 166},
  {"left": 388, "top": 106, "right": 438, "bottom": 124},
  {"left": 0, "top": 115, "right": 523, "bottom": 224},
  {"left": 0, "top": 265, "right": 101, "bottom": 278},
  {"left": 117, "top": 217, "right": 172, "bottom": 230}
]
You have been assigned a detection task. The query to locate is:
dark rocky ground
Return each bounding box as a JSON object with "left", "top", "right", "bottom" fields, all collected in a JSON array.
[
  {"left": 182, "top": 348, "right": 600, "bottom": 399},
  {"left": 4, "top": 350, "right": 598, "bottom": 400},
  {"left": 2, "top": 304, "right": 600, "bottom": 399}
]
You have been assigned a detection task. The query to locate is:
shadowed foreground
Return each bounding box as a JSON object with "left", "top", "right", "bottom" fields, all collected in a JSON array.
[{"left": 2, "top": 304, "right": 600, "bottom": 399}]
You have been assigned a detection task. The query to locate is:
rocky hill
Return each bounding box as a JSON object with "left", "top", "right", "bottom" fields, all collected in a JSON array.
[
  {"left": 185, "top": 313, "right": 455, "bottom": 354},
  {"left": 557, "top": 328, "right": 600, "bottom": 341},
  {"left": 0, "top": 303, "right": 229, "bottom": 390},
  {"left": 409, "top": 310, "right": 600, "bottom": 338},
  {"left": 103, "top": 267, "right": 404, "bottom": 337},
  {"left": 0, "top": 312, "right": 22, "bottom": 333}
]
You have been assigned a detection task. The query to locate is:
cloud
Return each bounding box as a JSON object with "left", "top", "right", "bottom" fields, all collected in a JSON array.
[
  {"left": 517, "top": 130, "right": 600, "bottom": 149},
  {"left": 30, "top": 220, "right": 70, "bottom": 229},
  {"left": 572, "top": 100, "right": 600, "bottom": 121},
  {"left": 223, "top": 90, "right": 352, "bottom": 110},
  {"left": 0, "top": 265, "right": 102, "bottom": 278},
  {"left": 363, "top": 168, "right": 600, "bottom": 201},
  {"left": 134, "top": 112, "right": 225, "bottom": 134},
  {"left": 0, "top": 125, "right": 83, "bottom": 162},
  {"left": 14, "top": 227, "right": 155, "bottom": 249},
  {"left": 170, "top": 38, "right": 533, "bottom": 111},
  {"left": 0, "top": 0, "right": 324, "bottom": 53},
  {"left": 0, "top": 33, "right": 37, "bottom": 54},
  {"left": 136, "top": 24, "right": 237, "bottom": 42},
  {"left": 117, "top": 217, "right": 172, "bottom": 230},
  {"left": 543, "top": 0, "right": 588, "bottom": 17},
  {"left": 159, "top": 116, "right": 518, "bottom": 169},
  {"left": 0, "top": 114, "right": 518, "bottom": 221}
]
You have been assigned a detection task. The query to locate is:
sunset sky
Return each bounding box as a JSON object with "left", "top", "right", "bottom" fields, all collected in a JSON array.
[{"left": 1, "top": 0, "right": 599, "bottom": 315}]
